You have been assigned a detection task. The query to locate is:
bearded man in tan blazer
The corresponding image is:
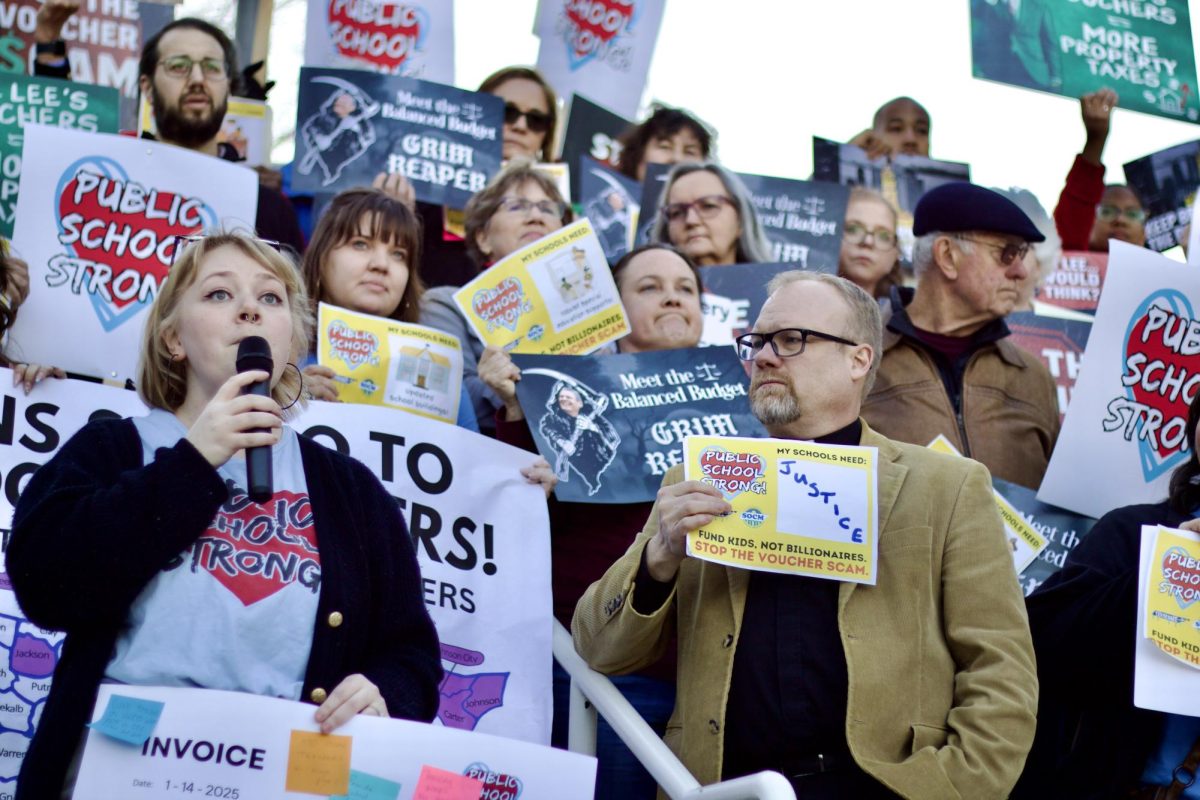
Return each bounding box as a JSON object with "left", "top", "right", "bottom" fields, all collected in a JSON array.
[{"left": 573, "top": 271, "right": 1037, "bottom": 799}]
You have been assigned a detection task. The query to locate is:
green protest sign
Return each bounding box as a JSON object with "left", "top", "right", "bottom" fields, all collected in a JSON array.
[
  {"left": 1, "top": 75, "right": 119, "bottom": 239},
  {"left": 970, "top": 0, "right": 1199, "bottom": 123}
]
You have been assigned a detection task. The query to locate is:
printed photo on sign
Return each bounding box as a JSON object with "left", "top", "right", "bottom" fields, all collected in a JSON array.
[
  {"left": 1136, "top": 525, "right": 1200, "bottom": 717},
  {"left": 684, "top": 435, "right": 880, "bottom": 585},
  {"left": 1124, "top": 140, "right": 1199, "bottom": 252},
  {"left": 560, "top": 93, "right": 631, "bottom": 200},
  {"left": 1, "top": 76, "right": 120, "bottom": 239},
  {"left": 293, "top": 67, "right": 503, "bottom": 208},
  {"left": 579, "top": 160, "right": 640, "bottom": 264},
  {"left": 7, "top": 125, "right": 257, "bottom": 382},
  {"left": 534, "top": 0, "right": 666, "bottom": 119},
  {"left": 1039, "top": 242, "right": 1200, "bottom": 519},
  {"left": 512, "top": 347, "right": 764, "bottom": 503},
  {"left": 1007, "top": 310, "right": 1093, "bottom": 422},
  {"left": 452, "top": 219, "right": 629, "bottom": 356},
  {"left": 73, "top": 685, "right": 595, "bottom": 799},
  {"left": 970, "top": 0, "right": 1200, "bottom": 123},
  {"left": 812, "top": 136, "right": 971, "bottom": 259},
  {"left": 293, "top": 403, "right": 553, "bottom": 743},
  {"left": 303, "top": 0, "right": 455, "bottom": 81},
  {"left": 317, "top": 303, "right": 463, "bottom": 423}
]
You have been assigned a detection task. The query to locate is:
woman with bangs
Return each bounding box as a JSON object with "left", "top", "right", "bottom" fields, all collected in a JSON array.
[{"left": 6, "top": 232, "right": 442, "bottom": 798}]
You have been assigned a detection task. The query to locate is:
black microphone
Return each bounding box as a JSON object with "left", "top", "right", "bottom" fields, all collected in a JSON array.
[{"left": 236, "top": 336, "right": 274, "bottom": 503}]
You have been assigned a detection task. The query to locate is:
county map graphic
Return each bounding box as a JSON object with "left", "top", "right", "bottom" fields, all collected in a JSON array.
[
  {"left": 0, "top": 573, "right": 63, "bottom": 787},
  {"left": 438, "top": 643, "right": 508, "bottom": 731}
]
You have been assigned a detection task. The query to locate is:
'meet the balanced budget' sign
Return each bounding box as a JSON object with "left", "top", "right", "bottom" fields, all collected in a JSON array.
[
  {"left": 1039, "top": 241, "right": 1200, "bottom": 519},
  {"left": 970, "top": 0, "right": 1199, "bottom": 122},
  {"left": 8, "top": 125, "right": 257, "bottom": 383},
  {"left": 304, "top": 0, "right": 455, "bottom": 81},
  {"left": 293, "top": 67, "right": 502, "bottom": 208},
  {"left": 511, "top": 347, "right": 764, "bottom": 504},
  {"left": 991, "top": 477, "right": 1096, "bottom": 597},
  {"left": 698, "top": 262, "right": 807, "bottom": 348},
  {"left": 0, "top": 373, "right": 147, "bottom": 787},
  {"left": 73, "top": 685, "right": 595, "bottom": 799},
  {"left": 292, "top": 402, "right": 553, "bottom": 744},
  {"left": 535, "top": 0, "right": 666, "bottom": 120},
  {"left": 1, "top": 76, "right": 119, "bottom": 240}
]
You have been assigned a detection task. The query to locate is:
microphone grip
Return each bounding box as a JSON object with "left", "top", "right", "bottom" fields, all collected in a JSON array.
[{"left": 241, "top": 378, "right": 273, "bottom": 503}]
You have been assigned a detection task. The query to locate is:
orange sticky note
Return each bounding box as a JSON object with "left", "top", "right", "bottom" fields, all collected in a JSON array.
[
  {"left": 412, "top": 765, "right": 483, "bottom": 800},
  {"left": 285, "top": 729, "right": 352, "bottom": 794}
]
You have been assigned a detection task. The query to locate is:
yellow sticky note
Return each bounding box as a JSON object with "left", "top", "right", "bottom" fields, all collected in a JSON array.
[{"left": 285, "top": 730, "right": 352, "bottom": 795}]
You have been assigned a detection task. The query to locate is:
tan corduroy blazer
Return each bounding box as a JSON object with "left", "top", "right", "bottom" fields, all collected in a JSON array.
[{"left": 573, "top": 422, "right": 1037, "bottom": 800}]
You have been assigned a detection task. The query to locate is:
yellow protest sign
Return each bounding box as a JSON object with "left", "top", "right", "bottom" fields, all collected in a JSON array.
[
  {"left": 1144, "top": 525, "right": 1200, "bottom": 669},
  {"left": 452, "top": 219, "right": 629, "bottom": 355},
  {"left": 317, "top": 303, "right": 463, "bottom": 423},
  {"left": 926, "top": 435, "right": 1047, "bottom": 572},
  {"left": 683, "top": 435, "right": 878, "bottom": 584}
]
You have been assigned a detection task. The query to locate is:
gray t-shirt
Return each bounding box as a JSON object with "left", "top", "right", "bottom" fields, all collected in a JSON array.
[{"left": 105, "top": 409, "right": 320, "bottom": 700}]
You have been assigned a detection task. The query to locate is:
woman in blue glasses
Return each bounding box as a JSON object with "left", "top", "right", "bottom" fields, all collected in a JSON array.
[
  {"left": 421, "top": 161, "right": 574, "bottom": 435},
  {"left": 650, "top": 162, "right": 772, "bottom": 267}
]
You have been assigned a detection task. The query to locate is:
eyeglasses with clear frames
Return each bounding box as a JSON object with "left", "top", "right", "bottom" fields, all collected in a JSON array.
[
  {"left": 1096, "top": 204, "right": 1147, "bottom": 223},
  {"left": 158, "top": 55, "right": 228, "bottom": 81},
  {"left": 843, "top": 222, "right": 897, "bottom": 248},
  {"left": 499, "top": 197, "right": 566, "bottom": 219},
  {"left": 734, "top": 328, "right": 859, "bottom": 361},
  {"left": 954, "top": 235, "right": 1030, "bottom": 266}
]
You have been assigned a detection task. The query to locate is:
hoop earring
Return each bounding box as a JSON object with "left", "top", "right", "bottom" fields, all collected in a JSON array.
[{"left": 280, "top": 362, "right": 306, "bottom": 411}]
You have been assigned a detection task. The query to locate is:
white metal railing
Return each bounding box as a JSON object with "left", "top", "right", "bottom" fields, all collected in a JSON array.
[{"left": 552, "top": 620, "right": 796, "bottom": 800}]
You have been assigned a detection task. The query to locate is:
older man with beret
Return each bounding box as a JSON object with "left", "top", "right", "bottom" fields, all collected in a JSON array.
[{"left": 862, "top": 182, "right": 1060, "bottom": 490}]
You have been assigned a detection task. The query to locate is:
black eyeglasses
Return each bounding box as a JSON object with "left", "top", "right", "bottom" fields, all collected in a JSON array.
[
  {"left": 734, "top": 328, "right": 858, "bottom": 361},
  {"left": 955, "top": 235, "right": 1030, "bottom": 266},
  {"left": 504, "top": 103, "right": 552, "bottom": 134}
]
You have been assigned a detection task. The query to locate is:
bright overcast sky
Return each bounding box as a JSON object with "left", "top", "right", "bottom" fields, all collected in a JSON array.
[{"left": 183, "top": 0, "right": 1200, "bottom": 218}]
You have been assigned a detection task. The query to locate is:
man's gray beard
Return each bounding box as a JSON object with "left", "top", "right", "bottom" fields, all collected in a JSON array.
[{"left": 750, "top": 389, "right": 802, "bottom": 426}]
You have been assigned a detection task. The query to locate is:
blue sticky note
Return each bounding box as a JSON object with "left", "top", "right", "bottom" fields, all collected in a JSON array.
[
  {"left": 87, "top": 694, "right": 165, "bottom": 746},
  {"left": 330, "top": 770, "right": 402, "bottom": 800}
]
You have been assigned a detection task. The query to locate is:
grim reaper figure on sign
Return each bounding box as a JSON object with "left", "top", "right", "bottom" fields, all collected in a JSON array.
[
  {"left": 537, "top": 378, "right": 620, "bottom": 496},
  {"left": 297, "top": 76, "right": 381, "bottom": 186}
]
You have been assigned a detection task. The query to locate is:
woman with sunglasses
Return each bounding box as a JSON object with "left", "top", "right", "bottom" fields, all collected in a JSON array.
[
  {"left": 650, "top": 162, "right": 773, "bottom": 267},
  {"left": 838, "top": 187, "right": 905, "bottom": 299},
  {"left": 6, "top": 232, "right": 442, "bottom": 798},
  {"left": 478, "top": 67, "right": 559, "bottom": 162},
  {"left": 421, "top": 160, "right": 573, "bottom": 435}
]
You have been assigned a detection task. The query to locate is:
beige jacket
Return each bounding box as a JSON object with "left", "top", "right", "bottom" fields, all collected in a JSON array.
[
  {"left": 862, "top": 325, "right": 1060, "bottom": 491},
  {"left": 572, "top": 423, "right": 1037, "bottom": 800}
]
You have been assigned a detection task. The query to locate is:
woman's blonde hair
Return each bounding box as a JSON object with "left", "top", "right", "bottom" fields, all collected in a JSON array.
[{"left": 138, "top": 231, "right": 314, "bottom": 417}]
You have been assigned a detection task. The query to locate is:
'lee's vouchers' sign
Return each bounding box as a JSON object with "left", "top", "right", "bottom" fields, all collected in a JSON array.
[
  {"left": 452, "top": 219, "right": 629, "bottom": 355},
  {"left": 683, "top": 436, "right": 879, "bottom": 584}
]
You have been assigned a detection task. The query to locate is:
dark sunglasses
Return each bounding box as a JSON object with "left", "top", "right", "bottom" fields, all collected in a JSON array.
[{"left": 504, "top": 103, "right": 552, "bottom": 134}]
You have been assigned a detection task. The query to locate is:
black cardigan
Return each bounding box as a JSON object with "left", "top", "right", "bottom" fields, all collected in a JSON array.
[
  {"left": 7, "top": 418, "right": 442, "bottom": 798},
  {"left": 1014, "top": 500, "right": 1187, "bottom": 799}
]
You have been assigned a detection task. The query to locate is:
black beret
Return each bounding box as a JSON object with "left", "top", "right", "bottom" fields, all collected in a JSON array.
[{"left": 912, "top": 182, "right": 1045, "bottom": 242}]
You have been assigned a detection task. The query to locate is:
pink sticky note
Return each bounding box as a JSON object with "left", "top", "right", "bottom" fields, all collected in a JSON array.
[{"left": 411, "top": 765, "right": 484, "bottom": 800}]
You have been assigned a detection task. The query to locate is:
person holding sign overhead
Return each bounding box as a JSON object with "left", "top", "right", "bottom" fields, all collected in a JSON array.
[
  {"left": 573, "top": 271, "right": 1036, "bottom": 799},
  {"left": 6, "top": 233, "right": 442, "bottom": 798},
  {"left": 421, "top": 161, "right": 573, "bottom": 435},
  {"left": 650, "top": 162, "right": 773, "bottom": 267},
  {"left": 1015, "top": 390, "right": 1200, "bottom": 799}
]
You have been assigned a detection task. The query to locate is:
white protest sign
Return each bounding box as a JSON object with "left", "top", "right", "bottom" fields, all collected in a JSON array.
[
  {"left": 0, "top": 373, "right": 146, "bottom": 785},
  {"left": 1135, "top": 525, "right": 1200, "bottom": 716},
  {"left": 535, "top": 0, "right": 666, "bottom": 119},
  {"left": 74, "top": 684, "right": 596, "bottom": 799},
  {"left": 1039, "top": 241, "right": 1200, "bottom": 519},
  {"left": 291, "top": 403, "right": 553, "bottom": 743},
  {"left": 303, "top": 0, "right": 455, "bottom": 81},
  {"left": 8, "top": 125, "right": 257, "bottom": 383}
]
